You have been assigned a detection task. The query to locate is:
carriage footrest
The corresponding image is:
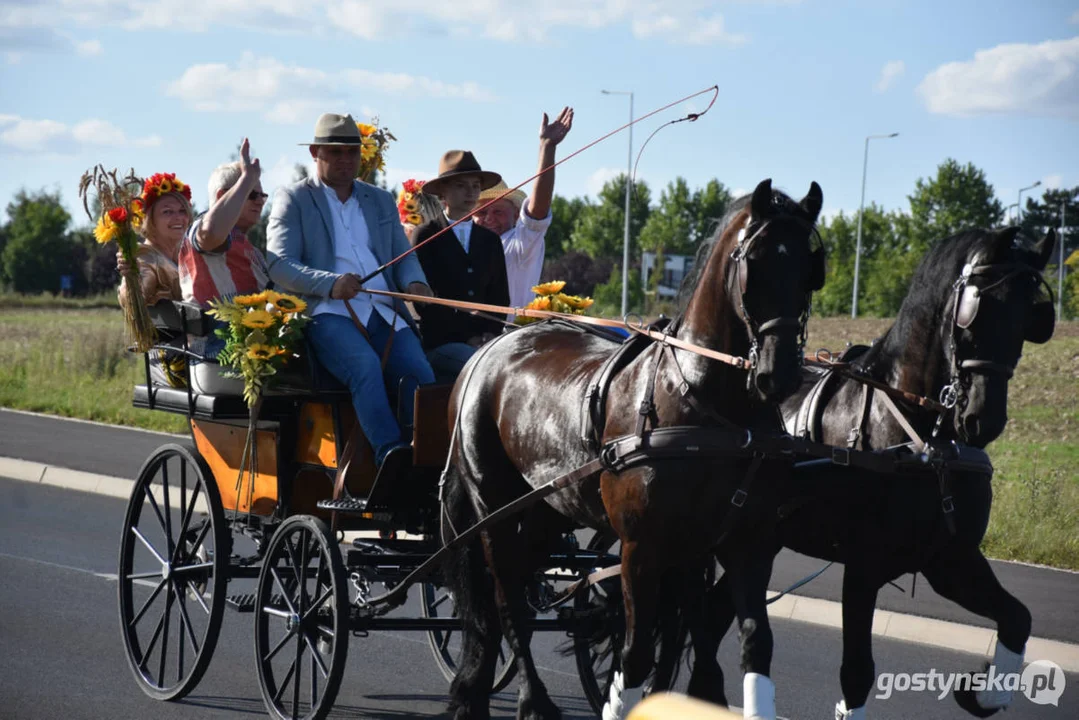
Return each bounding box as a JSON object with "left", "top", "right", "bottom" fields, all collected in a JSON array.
[
  {"left": 316, "top": 497, "right": 369, "bottom": 513},
  {"left": 226, "top": 593, "right": 285, "bottom": 613}
]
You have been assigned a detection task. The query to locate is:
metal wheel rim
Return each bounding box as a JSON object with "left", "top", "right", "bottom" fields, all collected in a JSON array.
[
  {"left": 421, "top": 582, "right": 518, "bottom": 692},
  {"left": 574, "top": 534, "right": 623, "bottom": 716}
]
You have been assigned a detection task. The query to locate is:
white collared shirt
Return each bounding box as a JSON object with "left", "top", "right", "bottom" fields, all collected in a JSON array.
[
  {"left": 312, "top": 180, "right": 406, "bottom": 329},
  {"left": 444, "top": 211, "right": 473, "bottom": 254},
  {"left": 501, "top": 202, "right": 552, "bottom": 309}
]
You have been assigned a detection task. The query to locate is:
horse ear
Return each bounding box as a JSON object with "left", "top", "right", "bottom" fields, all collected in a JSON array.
[
  {"left": 751, "top": 179, "right": 773, "bottom": 219},
  {"left": 799, "top": 181, "right": 823, "bottom": 222},
  {"left": 1031, "top": 228, "right": 1055, "bottom": 271},
  {"left": 996, "top": 225, "right": 1021, "bottom": 247}
]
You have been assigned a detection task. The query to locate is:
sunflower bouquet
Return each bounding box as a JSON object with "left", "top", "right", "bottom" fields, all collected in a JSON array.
[
  {"left": 355, "top": 117, "right": 395, "bottom": 184},
  {"left": 206, "top": 290, "right": 309, "bottom": 407},
  {"left": 516, "top": 281, "right": 595, "bottom": 325},
  {"left": 79, "top": 165, "right": 157, "bottom": 352},
  {"left": 397, "top": 178, "right": 426, "bottom": 226}
]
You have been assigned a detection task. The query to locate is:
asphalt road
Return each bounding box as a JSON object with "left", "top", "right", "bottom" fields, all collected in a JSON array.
[
  {"left": 2, "top": 408, "right": 1077, "bottom": 645},
  {"left": 1, "top": 477, "right": 1076, "bottom": 720}
]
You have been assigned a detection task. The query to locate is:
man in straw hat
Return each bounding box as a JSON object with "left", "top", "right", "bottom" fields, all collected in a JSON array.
[
  {"left": 473, "top": 106, "right": 574, "bottom": 309},
  {"left": 267, "top": 113, "right": 435, "bottom": 477},
  {"left": 411, "top": 150, "right": 509, "bottom": 381}
]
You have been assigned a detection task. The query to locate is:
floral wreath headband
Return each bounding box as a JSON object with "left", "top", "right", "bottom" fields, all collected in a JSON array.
[
  {"left": 133, "top": 172, "right": 193, "bottom": 222},
  {"left": 397, "top": 178, "right": 426, "bottom": 226}
]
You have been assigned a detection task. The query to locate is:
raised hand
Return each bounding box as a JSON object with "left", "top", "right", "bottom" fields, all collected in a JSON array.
[
  {"left": 240, "top": 137, "right": 261, "bottom": 180},
  {"left": 539, "top": 107, "right": 573, "bottom": 147}
]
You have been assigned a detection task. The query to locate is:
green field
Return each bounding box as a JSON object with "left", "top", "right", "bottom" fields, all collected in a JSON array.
[{"left": 1, "top": 308, "right": 1076, "bottom": 567}]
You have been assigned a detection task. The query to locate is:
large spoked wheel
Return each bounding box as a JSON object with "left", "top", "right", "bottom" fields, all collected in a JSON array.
[
  {"left": 421, "top": 582, "right": 518, "bottom": 692},
  {"left": 118, "top": 443, "right": 230, "bottom": 701},
  {"left": 574, "top": 533, "right": 624, "bottom": 717},
  {"left": 255, "top": 515, "right": 349, "bottom": 720}
]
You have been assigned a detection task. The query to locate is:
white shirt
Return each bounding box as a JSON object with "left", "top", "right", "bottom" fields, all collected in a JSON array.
[
  {"left": 502, "top": 202, "right": 552, "bottom": 309},
  {"left": 312, "top": 181, "right": 406, "bottom": 330},
  {"left": 444, "top": 211, "right": 473, "bottom": 254}
]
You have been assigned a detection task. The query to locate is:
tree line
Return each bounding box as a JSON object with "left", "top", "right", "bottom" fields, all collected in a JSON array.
[{"left": 2, "top": 158, "right": 1076, "bottom": 317}]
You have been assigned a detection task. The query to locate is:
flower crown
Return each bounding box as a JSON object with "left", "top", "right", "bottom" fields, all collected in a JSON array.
[
  {"left": 132, "top": 172, "right": 191, "bottom": 228},
  {"left": 397, "top": 178, "right": 426, "bottom": 226}
]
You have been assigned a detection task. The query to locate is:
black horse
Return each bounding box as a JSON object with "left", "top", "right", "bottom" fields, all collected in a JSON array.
[
  {"left": 440, "top": 179, "right": 824, "bottom": 720},
  {"left": 689, "top": 226, "right": 1057, "bottom": 719}
]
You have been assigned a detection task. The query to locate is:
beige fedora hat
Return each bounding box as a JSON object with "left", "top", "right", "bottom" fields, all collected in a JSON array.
[
  {"left": 477, "top": 180, "right": 526, "bottom": 210},
  {"left": 422, "top": 150, "right": 502, "bottom": 196},
  {"left": 300, "top": 113, "right": 362, "bottom": 146}
]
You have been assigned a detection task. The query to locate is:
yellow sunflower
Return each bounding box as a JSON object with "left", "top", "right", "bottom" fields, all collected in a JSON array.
[
  {"left": 531, "top": 281, "right": 566, "bottom": 296},
  {"left": 241, "top": 309, "right": 275, "bottom": 329},
  {"left": 234, "top": 291, "right": 270, "bottom": 307},
  {"left": 94, "top": 214, "right": 120, "bottom": 244},
  {"left": 525, "top": 296, "right": 552, "bottom": 311},
  {"left": 157, "top": 178, "right": 173, "bottom": 194},
  {"left": 405, "top": 213, "right": 423, "bottom": 225},
  {"left": 246, "top": 344, "right": 276, "bottom": 360},
  {"left": 272, "top": 293, "right": 307, "bottom": 314},
  {"left": 558, "top": 294, "right": 594, "bottom": 311},
  {"left": 357, "top": 123, "right": 377, "bottom": 137}
]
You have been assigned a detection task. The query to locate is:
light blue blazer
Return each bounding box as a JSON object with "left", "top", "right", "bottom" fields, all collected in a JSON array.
[{"left": 266, "top": 177, "right": 428, "bottom": 327}]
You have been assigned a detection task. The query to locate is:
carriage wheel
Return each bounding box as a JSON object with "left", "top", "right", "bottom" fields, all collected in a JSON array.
[
  {"left": 574, "top": 533, "right": 624, "bottom": 717},
  {"left": 255, "top": 516, "right": 349, "bottom": 720},
  {"left": 118, "top": 443, "right": 230, "bottom": 701},
  {"left": 421, "top": 582, "right": 518, "bottom": 693}
]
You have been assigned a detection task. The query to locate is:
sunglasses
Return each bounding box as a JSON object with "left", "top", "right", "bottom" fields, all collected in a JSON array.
[{"left": 249, "top": 191, "right": 269, "bottom": 201}]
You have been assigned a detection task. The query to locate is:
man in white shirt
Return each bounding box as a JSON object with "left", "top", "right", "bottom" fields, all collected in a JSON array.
[
  {"left": 267, "top": 113, "right": 435, "bottom": 475},
  {"left": 473, "top": 107, "right": 574, "bottom": 309}
]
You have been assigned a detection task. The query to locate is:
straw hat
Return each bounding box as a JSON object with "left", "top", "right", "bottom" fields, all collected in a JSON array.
[
  {"left": 477, "top": 180, "right": 527, "bottom": 211},
  {"left": 422, "top": 150, "right": 502, "bottom": 196},
  {"left": 299, "top": 113, "right": 362, "bottom": 146}
]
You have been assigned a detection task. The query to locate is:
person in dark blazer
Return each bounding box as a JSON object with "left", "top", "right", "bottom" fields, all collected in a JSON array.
[{"left": 412, "top": 151, "right": 510, "bottom": 382}]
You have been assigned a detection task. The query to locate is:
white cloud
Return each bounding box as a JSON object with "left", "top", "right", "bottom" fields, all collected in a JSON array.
[
  {"left": 1043, "top": 174, "right": 1063, "bottom": 190},
  {"left": 731, "top": 187, "right": 747, "bottom": 198},
  {"left": 0, "top": 115, "right": 160, "bottom": 153},
  {"left": 874, "top": 60, "right": 905, "bottom": 93},
  {"left": 382, "top": 166, "right": 431, "bottom": 191},
  {"left": 166, "top": 53, "right": 495, "bottom": 122},
  {"left": 74, "top": 39, "right": 102, "bottom": 56},
  {"left": 1, "top": 0, "right": 751, "bottom": 48},
  {"left": 917, "top": 36, "right": 1079, "bottom": 119},
  {"left": 587, "top": 167, "right": 624, "bottom": 197}
]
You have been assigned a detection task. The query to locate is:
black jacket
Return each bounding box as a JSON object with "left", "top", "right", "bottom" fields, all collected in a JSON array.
[{"left": 413, "top": 216, "right": 510, "bottom": 351}]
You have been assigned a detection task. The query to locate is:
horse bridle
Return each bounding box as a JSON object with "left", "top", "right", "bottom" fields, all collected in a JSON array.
[
  {"left": 727, "top": 213, "right": 823, "bottom": 387},
  {"left": 937, "top": 257, "right": 1051, "bottom": 423}
]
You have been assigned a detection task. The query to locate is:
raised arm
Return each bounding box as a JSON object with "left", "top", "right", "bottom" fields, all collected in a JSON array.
[
  {"left": 525, "top": 107, "right": 573, "bottom": 221},
  {"left": 198, "top": 138, "right": 261, "bottom": 252}
]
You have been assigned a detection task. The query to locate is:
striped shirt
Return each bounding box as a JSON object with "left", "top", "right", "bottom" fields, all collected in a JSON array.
[{"left": 179, "top": 216, "right": 269, "bottom": 308}]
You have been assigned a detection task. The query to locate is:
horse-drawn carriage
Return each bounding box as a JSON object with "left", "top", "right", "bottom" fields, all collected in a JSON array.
[
  {"left": 117, "top": 178, "right": 1059, "bottom": 720},
  {"left": 117, "top": 299, "right": 627, "bottom": 719}
]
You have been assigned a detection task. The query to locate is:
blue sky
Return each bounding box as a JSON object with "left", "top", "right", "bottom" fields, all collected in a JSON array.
[{"left": 1, "top": 0, "right": 1077, "bottom": 229}]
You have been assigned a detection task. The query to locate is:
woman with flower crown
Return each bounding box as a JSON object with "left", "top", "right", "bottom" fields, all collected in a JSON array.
[{"left": 115, "top": 171, "right": 194, "bottom": 386}]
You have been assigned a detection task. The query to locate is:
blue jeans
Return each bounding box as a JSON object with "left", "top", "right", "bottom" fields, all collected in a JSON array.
[
  {"left": 306, "top": 312, "right": 434, "bottom": 465},
  {"left": 426, "top": 342, "right": 477, "bottom": 384}
]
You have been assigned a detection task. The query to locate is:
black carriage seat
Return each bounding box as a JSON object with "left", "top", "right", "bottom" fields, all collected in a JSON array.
[{"left": 133, "top": 300, "right": 349, "bottom": 420}]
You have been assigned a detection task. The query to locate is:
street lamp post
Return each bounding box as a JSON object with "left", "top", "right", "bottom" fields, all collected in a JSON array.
[
  {"left": 1004, "top": 203, "right": 1019, "bottom": 224},
  {"left": 602, "top": 89, "right": 634, "bottom": 317},
  {"left": 851, "top": 132, "right": 899, "bottom": 319},
  {"left": 1017, "top": 181, "right": 1041, "bottom": 224}
]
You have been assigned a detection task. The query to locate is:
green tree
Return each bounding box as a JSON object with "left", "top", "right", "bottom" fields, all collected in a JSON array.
[
  {"left": 572, "top": 175, "right": 651, "bottom": 261},
  {"left": 1020, "top": 186, "right": 1079, "bottom": 238},
  {"left": 639, "top": 178, "right": 694, "bottom": 255},
  {"left": 907, "top": 159, "right": 1004, "bottom": 252},
  {"left": 1, "top": 189, "right": 76, "bottom": 293},
  {"left": 692, "top": 179, "right": 733, "bottom": 246},
  {"left": 546, "top": 195, "right": 588, "bottom": 260},
  {"left": 593, "top": 264, "right": 645, "bottom": 315}
]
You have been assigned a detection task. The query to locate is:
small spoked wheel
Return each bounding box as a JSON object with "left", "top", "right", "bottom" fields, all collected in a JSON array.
[
  {"left": 574, "top": 533, "right": 624, "bottom": 717},
  {"left": 255, "top": 515, "right": 349, "bottom": 720},
  {"left": 422, "top": 582, "right": 518, "bottom": 693},
  {"left": 118, "top": 443, "right": 229, "bottom": 701}
]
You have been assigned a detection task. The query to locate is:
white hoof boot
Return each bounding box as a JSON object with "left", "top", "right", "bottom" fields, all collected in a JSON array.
[
  {"left": 743, "top": 672, "right": 776, "bottom": 720},
  {"left": 976, "top": 640, "right": 1024, "bottom": 710},
  {"left": 835, "top": 699, "right": 867, "bottom": 720},
  {"left": 602, "top": 670, "right": 625, "bottom": 720}
]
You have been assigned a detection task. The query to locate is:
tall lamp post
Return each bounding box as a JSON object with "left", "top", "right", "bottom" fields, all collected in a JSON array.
[
  {"left": 1017, "top": 181, "right": 1041, "bottom": 224},
  {"left": 602, "top": 89, "right": 634, "bottom": 317},
  {"left": 851, "top": 132, "right": 899, "bottom": 318},
  {"left": 1004, "top": 203, "right": 1019, "bottom": 225}
]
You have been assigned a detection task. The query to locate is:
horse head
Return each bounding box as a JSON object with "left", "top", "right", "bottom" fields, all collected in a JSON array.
[
  {"left": 944, "top": 226, "right": 1056, "bottom": 445},
  {"left": 715, "top": 179, "right": 825, "bottom": 403}
]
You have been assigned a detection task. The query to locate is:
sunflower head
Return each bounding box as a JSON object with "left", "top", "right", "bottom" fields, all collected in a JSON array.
[
  {"left": 246, "top": 344, "right": 276, "bottom": 360},
  {"left": 234, "top": 291, "right": 271, "bottom": 307},
  {"left": 241, "top": 309, "right": 276, "bottom": 329},
  {"left": 357, "top": 122, "right": 377, "bottom": 137},
  {"left": 272, "top": 293, "right": 307, "bottom": 314},
  {"left": 94, "top": 214, "right": 121, "bottom": 245},
  {"left": 531, "top": 281, "right": 566, "bottom": 296}
]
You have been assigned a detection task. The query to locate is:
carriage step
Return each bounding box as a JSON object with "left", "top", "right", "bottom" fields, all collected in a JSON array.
[
  {"left": 226, "top": 593, "right": 285, "bottom": 613},
  {"left": 316, "top": 497, "right": 369, "bottom": 513}
]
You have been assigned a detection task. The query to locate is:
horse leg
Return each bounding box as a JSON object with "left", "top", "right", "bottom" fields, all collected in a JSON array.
[
  {"left": 727, "top": 553, "right": 777, "bottom": 720},
  {"left": 647, "top": 569, "right": 685, "bottom": 696},
  {"left": 922, "top": 546, "right": 1032, "bottom": 717},
  {"left": 684, "top": 570, "right": 731, "bottom": 707},
  {"left": 483, "top": 522, "right": 561, "bottom": 720},
  {"left": 834, "top": 565, "right": 879, "bottom": 720}
]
